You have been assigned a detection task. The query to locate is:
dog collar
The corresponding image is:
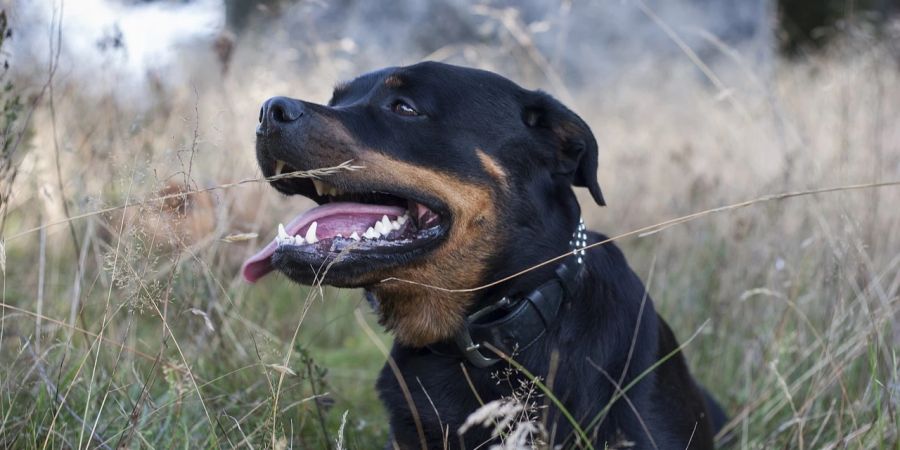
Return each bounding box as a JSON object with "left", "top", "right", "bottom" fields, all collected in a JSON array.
[{"left": 428, "top": 219, "right": 587, "bottom": 368}]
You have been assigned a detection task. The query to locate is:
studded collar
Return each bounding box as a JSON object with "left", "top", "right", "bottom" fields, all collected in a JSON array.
[{"left": 427, "top": 219, "right": 587, "bottom": 368}]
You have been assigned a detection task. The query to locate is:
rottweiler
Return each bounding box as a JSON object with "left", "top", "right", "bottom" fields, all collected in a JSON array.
[{"left": 242, "top": 61, "right": 727, "bottom": 449}]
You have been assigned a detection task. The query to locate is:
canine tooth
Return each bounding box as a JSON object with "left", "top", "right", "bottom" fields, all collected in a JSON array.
[
  {"left": 364, "top": 227, "right": 379, "bottom": 239},
  {"left": 275, "top": 160, "right": 286, "bottom": 176},
  {"left": 313, "top": 180, "right": 326, "bottom": 196},
  {"left": 305, "top": 222, "right": 318, "bottom": 243},
  {"left": 278, "top": 223, "right": 289, "bottom": 240},
  {"left": 416, "top": 203, "right": 429, "bottom": 220},
  {"left": 350, "top": 231, "right": 360, "bottom": 241},
  {"left": 374, "top": 220, "right": 390, "bottom": 235}
]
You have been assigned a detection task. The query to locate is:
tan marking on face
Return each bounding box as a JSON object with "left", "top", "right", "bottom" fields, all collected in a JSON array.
[
  {"left": 291, "top": 118, "right": 504, "bottom": 346},
  {"left": 476, "top": 149, "right": 507, "bottom": 185},
  {"left": 354, "top": 152, "right": 500, "bottom": 346},
  {"left": 384, "top": 75, "right": 404, "bottom": 88}
]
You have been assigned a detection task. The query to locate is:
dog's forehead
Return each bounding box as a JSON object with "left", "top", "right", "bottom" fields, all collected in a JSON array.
[
  {"left": 333, "top": 62, "right": 525, "bottom": 102},
  {"left": 329, "top": 68, "right": 391, "bottom": 104}
]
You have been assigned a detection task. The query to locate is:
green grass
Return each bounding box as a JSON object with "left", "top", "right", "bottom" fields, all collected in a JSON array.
[{"left": 1, "top": 254, "right": 392, "bottom": 448}]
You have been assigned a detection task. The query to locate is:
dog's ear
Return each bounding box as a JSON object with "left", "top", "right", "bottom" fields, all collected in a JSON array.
[{"left": 523, "top": 92, "right": 605, "bottom": 206}]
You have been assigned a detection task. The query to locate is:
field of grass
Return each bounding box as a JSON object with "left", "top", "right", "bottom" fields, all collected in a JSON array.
[{"left": 1, "top": 3, "right": 899, "bottom": 449}]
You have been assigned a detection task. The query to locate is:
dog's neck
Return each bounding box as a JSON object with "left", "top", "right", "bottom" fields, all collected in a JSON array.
[
  {"left": 367, "top": 217, "right": 587, "bottom": 349},
  {"left": 421, "top": 218, "right": 587, "bottom": 366},
  {"left": 481, "top": 212, "right": 586, "bottom": 301}
]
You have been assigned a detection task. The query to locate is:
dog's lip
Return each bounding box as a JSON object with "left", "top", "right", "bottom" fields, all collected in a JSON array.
[
  {"left": 242, "top": 158, "right": 453, "bottom": 284},
  {"left": 267, "top": 168, "right": 452, "bottom": 231},
  {"left": 241, "top": 187, "right": 450, "bottom": 283},
  {"left": 241, "top": 202, "right": 411, "bottom": 283},
  {"left": 269, "top": 168, "right": 448, "bottom": 213}
]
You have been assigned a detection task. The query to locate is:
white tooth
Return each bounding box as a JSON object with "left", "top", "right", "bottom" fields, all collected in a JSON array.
[
  {"left": 336, "top": 233, "right": 343, "bottom": 238},
  {"left": 275, "top": 160, "right": 286, "bottom": 176},
  {"left": 350, "top": 232, "right": 360, "bottom": 241},
  {"left": 364, "top": 227, "right": 379, "bottom": 239},
  {"left": 391, "top": 220, "right": 401, "bottom": 230},
  {"left": 313, "top": 180, "right": 325, "bottom": 196},
  {"left": 379, "top": 215, "right": 394, "bottom": 233},
  {"left": 374, "top": 220, "right": 389, "bottom": 235},
  {"left": 397, "top": 215, "right": 408, "bottom": 225},
  {"left": 305, "top": 222, "right": 318, "bottom": 243},
  {"left": 296, "top": 236, "right": 305, "bottom": 244},
  {"left": 278, "top": 223, "right": 289, "bottom": 240}
]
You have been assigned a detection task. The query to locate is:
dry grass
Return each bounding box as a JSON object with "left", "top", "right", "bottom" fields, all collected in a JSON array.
[{"left": 1, "top": 3, "right": 899, "bottom": 449}]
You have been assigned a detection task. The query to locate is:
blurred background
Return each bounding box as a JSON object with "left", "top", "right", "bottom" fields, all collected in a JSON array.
[{"left": 1, "top": 0, "right": 899, "bottom": 448}]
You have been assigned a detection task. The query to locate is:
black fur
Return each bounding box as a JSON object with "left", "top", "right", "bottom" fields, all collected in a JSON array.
[
  {"left": 377, "top": 235, "right": 727, "bottom": 449},
  {"left": 254, "top": 61, "right": 727, "bottom": 449}
]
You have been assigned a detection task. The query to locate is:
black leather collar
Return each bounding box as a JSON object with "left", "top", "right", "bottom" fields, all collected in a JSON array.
[{"left": 427, "top": 219, "right": 588, "bottom": 368}]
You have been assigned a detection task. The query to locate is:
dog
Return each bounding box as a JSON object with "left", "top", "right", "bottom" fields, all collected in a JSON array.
[{"left": 242, "top": 61, "right": 727, "bottom": 449}]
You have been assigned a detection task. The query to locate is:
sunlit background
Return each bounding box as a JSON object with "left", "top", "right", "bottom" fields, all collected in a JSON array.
[{"left": 1, "top": 0, "right": 899, "bottom": 448}]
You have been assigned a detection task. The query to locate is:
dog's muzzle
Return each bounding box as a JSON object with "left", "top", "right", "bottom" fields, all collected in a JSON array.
[{"left": 257, "top": 96, "right": 305, "bottom": 137}]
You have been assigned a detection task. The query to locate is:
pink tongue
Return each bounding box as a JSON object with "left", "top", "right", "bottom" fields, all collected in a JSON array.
[{"left": 241, "top": 202, "right": 406, "bottom": 283}]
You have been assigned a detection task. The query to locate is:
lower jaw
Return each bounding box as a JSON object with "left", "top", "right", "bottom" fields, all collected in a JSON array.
[
  {"left": 270, "top": 233, "right": 445, "bottom": 286},
  {"left": 271, "top": 255, "right": 400, "bottom": 287}
]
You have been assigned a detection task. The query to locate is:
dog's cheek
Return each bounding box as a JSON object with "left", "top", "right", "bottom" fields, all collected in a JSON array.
[
  {"left": 315, "top": 148, "right": 506, "bottom": 345},
  {"left": 378, "top": 208, "right": 502, "bottom": 346}
]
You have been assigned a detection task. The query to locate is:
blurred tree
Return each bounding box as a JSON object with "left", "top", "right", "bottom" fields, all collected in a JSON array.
[
  {"left": 0, "top": 10, "right": 28, "bottom": 216},
  {"left": 224, "top": 0, "right": 293, "bottom": 33},
  {"left": 778, "top": 0, "right": 898, "bottom": 53}
]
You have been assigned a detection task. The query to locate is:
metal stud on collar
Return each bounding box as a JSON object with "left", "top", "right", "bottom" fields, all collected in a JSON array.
[{"left": 569, "top": 217, "right": 588, "bottom": 265}]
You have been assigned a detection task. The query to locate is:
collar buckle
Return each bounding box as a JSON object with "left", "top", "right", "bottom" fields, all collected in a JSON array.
[
  {"left": 451, "top": 296, "right": 512, "bottom": 368},
  {"left": 453, "top": 327, "right": 500, "bottom": 368}
]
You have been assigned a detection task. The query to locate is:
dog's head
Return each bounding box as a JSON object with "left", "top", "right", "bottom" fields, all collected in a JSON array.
[{"left": 242, "top": 62, "right": 603, "bottom": 346}]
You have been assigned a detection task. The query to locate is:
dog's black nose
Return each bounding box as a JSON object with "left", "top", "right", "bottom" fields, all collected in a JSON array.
[{"left": 258, "top": 96, "right": 304, "bottom": 135}]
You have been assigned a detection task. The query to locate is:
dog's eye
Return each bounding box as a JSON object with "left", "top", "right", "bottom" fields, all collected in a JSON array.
[{"left": 390, "top": 100, "right": 419, "bottom": 117}]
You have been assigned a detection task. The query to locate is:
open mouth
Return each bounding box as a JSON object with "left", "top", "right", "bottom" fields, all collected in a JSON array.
[{"left": 241, "top": 160, "right": 448, "bottom": 283}]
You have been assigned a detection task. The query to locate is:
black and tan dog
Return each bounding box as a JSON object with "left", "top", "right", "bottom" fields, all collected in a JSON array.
[{"left": 242, "top": 62, "right": 726, "bottom": 449}]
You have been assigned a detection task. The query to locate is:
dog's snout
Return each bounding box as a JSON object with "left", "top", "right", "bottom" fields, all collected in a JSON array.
[
  {"left": 257, "top": 96, "right": 304, "bottom": 135},
  {"left": 268, "top": 97, "right": 303, "bottom": 123}
]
